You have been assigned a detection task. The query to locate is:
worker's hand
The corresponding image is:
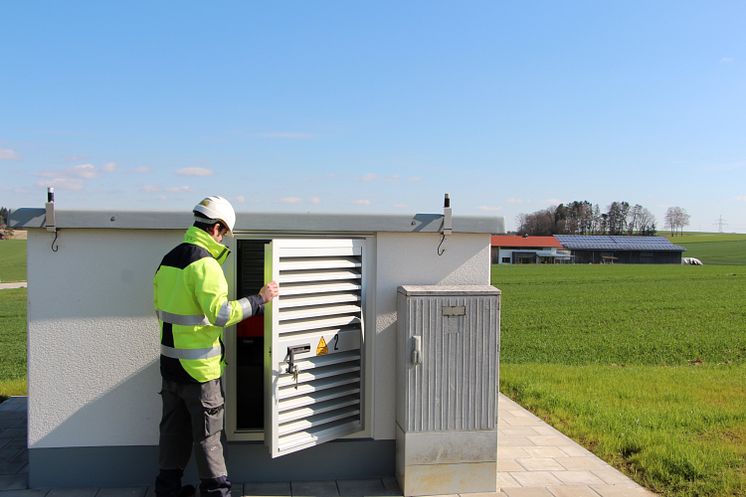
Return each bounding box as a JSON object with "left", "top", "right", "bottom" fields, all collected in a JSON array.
[{"left": 259, "top": 281, "right": 279, "bottom": 303}]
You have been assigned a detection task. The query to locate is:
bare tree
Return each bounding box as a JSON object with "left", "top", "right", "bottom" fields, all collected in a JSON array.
[
  {"left": 516, "top": 207, "right": 556, "bottom": 235},
  {"left": 627, "top": 204, "right": 657, "bottom": 235},
  {"left": 665, "top": 206, "right": 690, "bottom": 236}
]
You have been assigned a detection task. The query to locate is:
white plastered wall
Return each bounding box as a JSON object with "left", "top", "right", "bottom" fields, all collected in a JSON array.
[
  {"left": 27, "top": 229, "right": 184, "bottom": 448},
  {"left": 372, "top": 232, "right": 490, "bottom": 440},
  {"left": 26, "top": 229, "right": 490, "bottom": 448}
]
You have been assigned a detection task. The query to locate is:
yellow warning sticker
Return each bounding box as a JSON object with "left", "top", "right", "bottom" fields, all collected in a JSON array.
[{"left": 316, "top": 337, "right": 329, "bottom": 356}]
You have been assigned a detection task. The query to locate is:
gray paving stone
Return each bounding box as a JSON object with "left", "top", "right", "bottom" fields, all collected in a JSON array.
[
  {"left": 96, "top": 488, "right": 147, "bottom": 497},
  {"left": 501, "top": 488, "right": 553, "bottom": 497},
  {"left": 0, "top": 489, "right": 49, "bottom": 497},
  {"left": 46, "top": 488, "right": 98, "bottom": 497},
  {"left": 545, "top": 486, "right": 598, "bottom": 497},
  {"left": 0, "top": 459, "right": 26, "bottom": 476},
  {"left": 0, "top": 399, "right": 26, "bottom": 413},
  {"left": 0, "top": 418, "right": 23, "bottom": 430},
  {"left": 509, "top": 471, "right": 563, "bottom": 487},
  {"left": 337, "top": 478, "right": 399, "bottom": 496},
  {"left": 0, "top": 473, "right": 27, "bottom": 491},
  {"left": 0, "top": 443, "right": 24, "bottom": 454},
  {"left": 0, "top": 430, "right": 25, "bottom": 440},
  {"left": 0, "top": 447, "right": 23, "bottom": 462},
  {"left": 291, "top": 480, "right": 339, "bottom": 497},
  {"left": 381, "top": 477, "right": 400, "bottom": 493},
  {"left": 241, "top": 481, "right": 290, "bottom": 496},
  {"left": 550, "top": 472, "right": 604, "bottom": 486},
  {"left": 590, "top": 486, "right": 657, "bottom": 497},
  {"left": 515, "top": 458, "right": 564, "bottom": 471}
]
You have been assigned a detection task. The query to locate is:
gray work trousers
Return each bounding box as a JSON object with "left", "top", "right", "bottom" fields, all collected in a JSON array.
[{"left": 158, "top": 378, "right": 227, "bottom": 480}]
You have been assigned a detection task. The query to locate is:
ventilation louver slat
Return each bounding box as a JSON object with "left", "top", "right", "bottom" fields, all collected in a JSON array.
[{"left": 265, "top": 239, "right": 365, "bottom": 458}]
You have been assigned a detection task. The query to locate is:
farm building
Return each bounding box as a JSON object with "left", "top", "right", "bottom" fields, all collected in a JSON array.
[
  {"left": 10, "top": 203, "right": 503, "bottom": 496},
  {"left": 491, "top": 235, "right": 572, "bottom": 264},
  {"left": 554, "top": 235, "right": 685, "bottom": 264}
]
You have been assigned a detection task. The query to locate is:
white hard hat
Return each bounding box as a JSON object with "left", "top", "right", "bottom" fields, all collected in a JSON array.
[{"left": 193, "top": 196, "right": 236, "bottom": 234}]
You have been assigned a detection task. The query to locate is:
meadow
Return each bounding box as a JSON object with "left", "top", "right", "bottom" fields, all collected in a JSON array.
[
  {"left": 663, "top": 232, "right": 746, "bottom": 265},
  {"left": 0, "top": 288, "right": 26, "bottom": 400},
  {"left": 0, "top": 238, "right": 27, "bottom": 399},
  {"left": 494, "top": 264, "right": 746, "bottom": 497},
  {"left": 0, "top": 239, "right": 26, "bottom": 282}
]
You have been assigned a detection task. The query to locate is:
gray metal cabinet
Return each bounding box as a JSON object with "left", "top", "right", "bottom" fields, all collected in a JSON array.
[{"left": 396, "top": 285, "right": 500, "bottom": 496}]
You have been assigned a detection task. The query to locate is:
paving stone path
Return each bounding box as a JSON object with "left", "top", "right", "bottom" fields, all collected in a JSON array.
[
  {"left": 497, "top": 394, "right": 656, "bottom": 497},
  {"left": 0, "top": 395, "right": 656, "bottom": 497},
  {"left": 0, "top": 282, "right": 26, "bottom": 290}
]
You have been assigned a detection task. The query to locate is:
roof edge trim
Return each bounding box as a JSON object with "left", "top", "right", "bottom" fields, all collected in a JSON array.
[{"left": 10, "top": 208, "right": 504, "bottom": 234}]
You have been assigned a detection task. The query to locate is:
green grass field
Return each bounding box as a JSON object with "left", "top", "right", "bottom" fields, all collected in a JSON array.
[
  {"left": 494, "top": 264, "right": 746, "bottom": 497},
  {"left": 0, "top": 288, "right": 27, "bottom": 400},
  {"left": 663, "top": 232, "right": 746, "bottom": 265},
  {"left": 0, "top": 239, "right": 27, "bottom": 282}
]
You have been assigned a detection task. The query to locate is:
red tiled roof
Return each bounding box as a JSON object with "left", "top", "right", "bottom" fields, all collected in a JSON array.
[{"left": 491, "top": 235, "right": 563, "bottom": 248}]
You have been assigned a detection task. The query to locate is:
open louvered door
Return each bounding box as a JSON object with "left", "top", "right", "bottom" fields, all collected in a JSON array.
[{"left": 264, "top": 238, "right": 365, "bottom": 458}]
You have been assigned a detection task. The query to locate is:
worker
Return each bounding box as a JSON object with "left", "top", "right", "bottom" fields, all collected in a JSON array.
[{"left": 153, "top": 196, "right": 278, "bottom": 497}]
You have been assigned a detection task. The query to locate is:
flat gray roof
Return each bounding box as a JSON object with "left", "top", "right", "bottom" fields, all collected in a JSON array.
[{"left": 10, "top": 208, "right": 504, "bottom": 234}]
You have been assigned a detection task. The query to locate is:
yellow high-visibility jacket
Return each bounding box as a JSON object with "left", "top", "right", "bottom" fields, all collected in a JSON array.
[{"left": 154, "top": 226, "right": 260, "bottom": 383}]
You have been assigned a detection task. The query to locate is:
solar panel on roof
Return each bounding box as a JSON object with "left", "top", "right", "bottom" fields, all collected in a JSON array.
[{"left": 554, "top": 235, "right": 684, "bottom": 251}]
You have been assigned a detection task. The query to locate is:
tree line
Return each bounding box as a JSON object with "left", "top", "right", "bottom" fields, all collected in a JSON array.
[{"left": 517, "top": 201, "right": 661, "bottom": 236}]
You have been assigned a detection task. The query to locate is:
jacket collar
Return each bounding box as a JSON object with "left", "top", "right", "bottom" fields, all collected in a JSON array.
[{"left": 183, "top": 226, "right": 231, "bottom": 265}]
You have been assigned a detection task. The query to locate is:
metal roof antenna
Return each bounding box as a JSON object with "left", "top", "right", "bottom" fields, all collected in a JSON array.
[
  {"left": 45, "top": 187, "right": 59, "bottom": 252},
  {"left": 437, "top": 193, "right": 452, "bottom": 256}
]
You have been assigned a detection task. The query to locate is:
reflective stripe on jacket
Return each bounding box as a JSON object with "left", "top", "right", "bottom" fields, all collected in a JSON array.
[{"left": 154, "top": 226, "right": 254, "bottom": 383}]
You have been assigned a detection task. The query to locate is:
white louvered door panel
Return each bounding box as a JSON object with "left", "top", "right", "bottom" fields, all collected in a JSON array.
[{"left": 264, "top": 239, "right": 365, "bottom": 458}]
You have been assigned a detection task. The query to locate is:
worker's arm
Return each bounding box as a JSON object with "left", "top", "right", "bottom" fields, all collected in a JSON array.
[{"left": 190, "top": 258, "right": 260, "bottom": 327}]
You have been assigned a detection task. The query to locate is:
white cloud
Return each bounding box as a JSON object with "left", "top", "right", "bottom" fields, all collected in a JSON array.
[
  {"left": 479, "top": 205, "right": 502, "bottom": 212},
  {"left": 545, "top": 198, "right": 562, "bottom": 206},
  {"left": 506, "top": 196, "right": 524, "bottom": 204},
  {"left": 310, "top": 196, "right": 321, "bottom": 204},
  {"left": 35, "top": 162, "right": 105, "bottom": 190},
  {"left": 166, "top": 186, "right": 191, "bottom": 193},
  {"left": 36, "top": 177, "right": 84, "bottom": 191},
  {"left": 353, "top": 199, "right": 371, "bottom": 205},
  {"left": 141, "top": 184, "right": 160, "bottom": 193},
  {"left": 0, "top": 148, "right": 20, "bottom": 160},
  {"left": 393, "top": 203, "right": 408, "bottom": 209},
  {"left": 71, "top": 163, "right": 98, "bottom": 178},
  {"left": 361, "top": 173, "right": 378, "bottom": 182},
  {"left": 234, "top": 195, "right": 247, "bottom": 204},
  {"left": 408, "top": 176, "right": 423, "bottom": 183},
  {"left": 281, "top": 196, "right": 302, "bottom": 204},
  {"left": 736, "top": 195, "right": 746, "bottom": 202},
  {"left": 132, "top": 166, "right": 150, "bottom": 173},
  {"left": 721, "top": 56, "right": 735, "bottom": 64},
  {"left": 177, "top": 167, "right": 213, "bottom": 177},
  {"left": 103, "top": 162, "right": 117, "bottom": 173}
]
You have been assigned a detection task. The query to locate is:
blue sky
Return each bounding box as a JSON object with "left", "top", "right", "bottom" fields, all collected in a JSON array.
[{"left": 1, "top": 1, "right": 745, "bottom": 232}]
